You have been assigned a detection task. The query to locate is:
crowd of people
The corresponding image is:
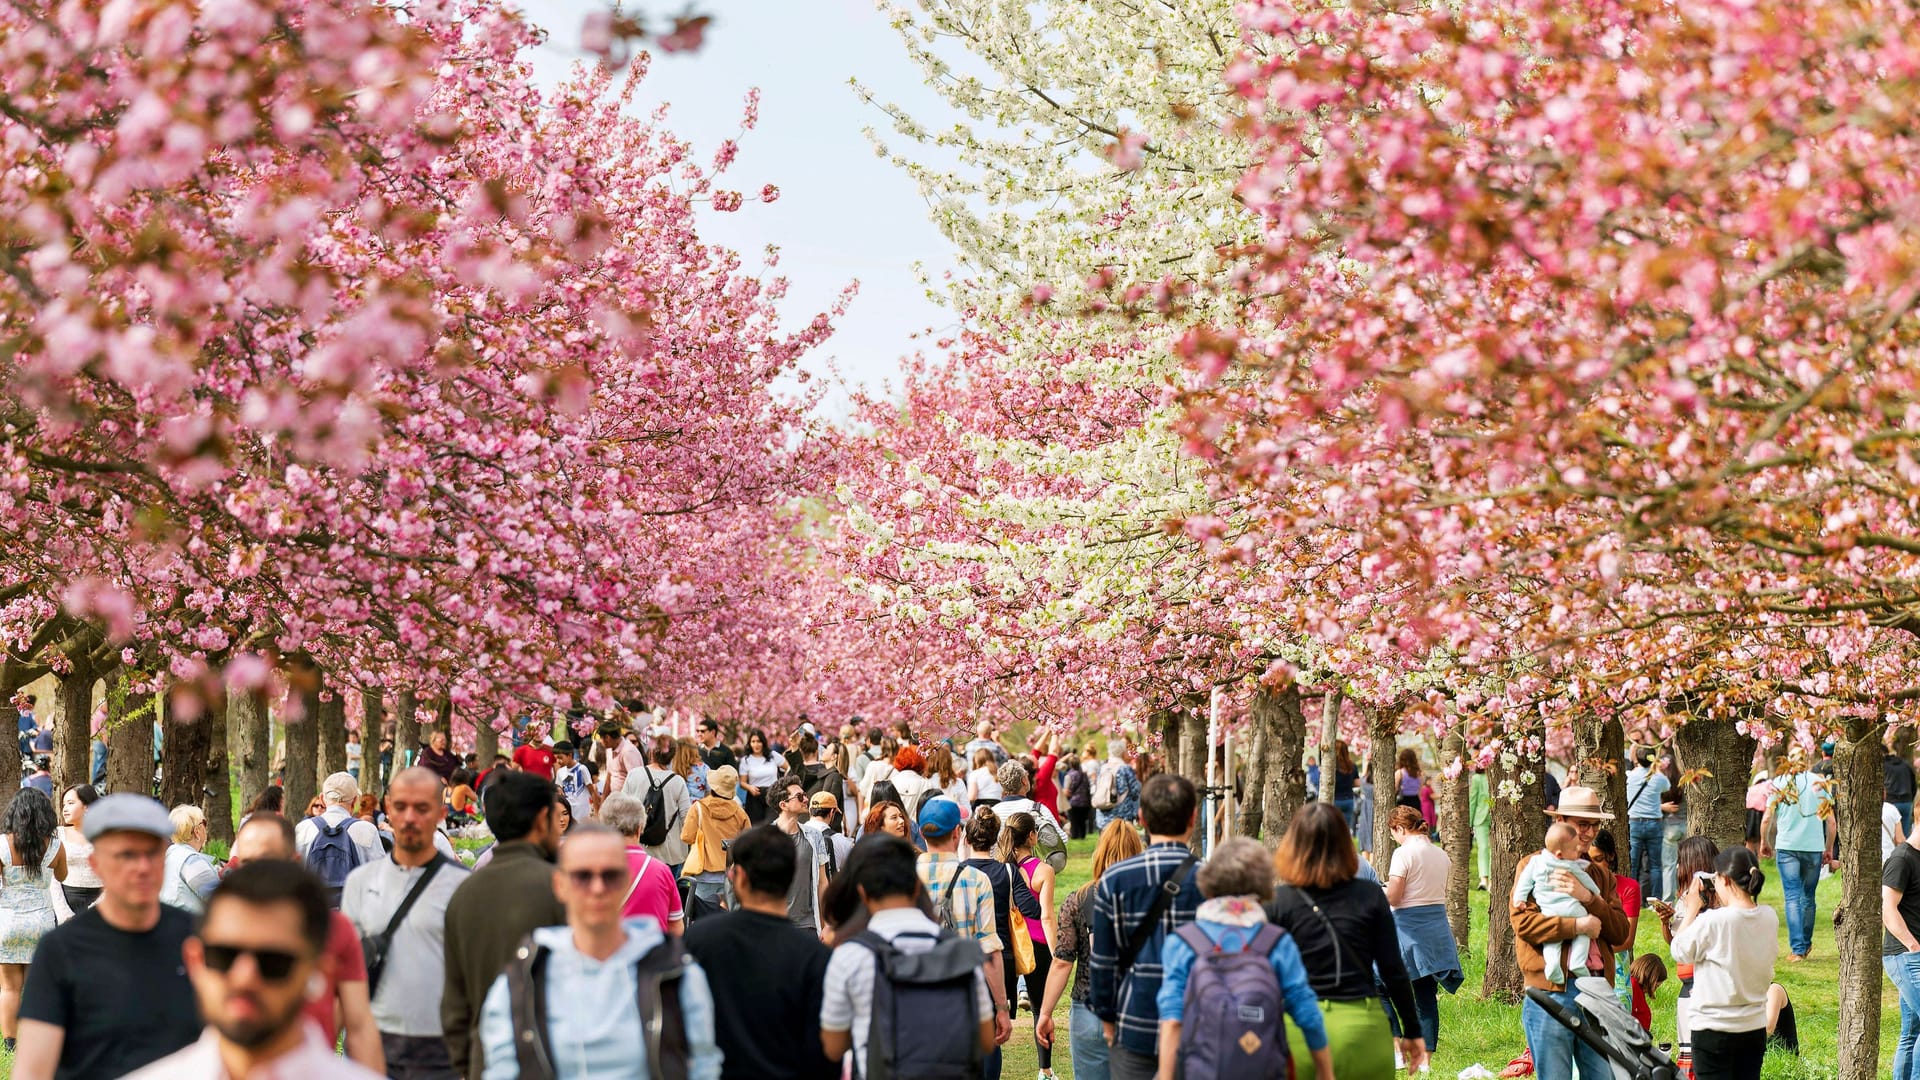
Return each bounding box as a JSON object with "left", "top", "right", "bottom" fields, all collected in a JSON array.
[{"left": 0, "top": 698, "right": 1874, "bottom": 1080}]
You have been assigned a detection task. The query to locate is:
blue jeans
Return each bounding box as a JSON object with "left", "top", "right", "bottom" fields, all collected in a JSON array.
[
  {"left": 90, "top": 739, "right": 107, "bottom": 786},
  {"left": 1629, "top": 818, "right": 1663, "bottom": 902},
  {"left": 1069, "top": 1001, "right": 1109, "bottom": 1080},
  {"left": 1775, "top": 848, "right": 1822, "bottom": 956},
  {"left": 1900, "top": 802, "right": 1915, "bottom": 836},
  {"left": 1889, "top": 952, "right": 1920, "bottom": 1080},
  {"left": 1523, "top": 987, "right": 1613, "bottom": 1080}
]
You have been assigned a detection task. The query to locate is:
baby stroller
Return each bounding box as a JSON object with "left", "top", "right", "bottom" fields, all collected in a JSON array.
[{"left": 1525, "top": 977, "right": 1679, "bottom": 1080}]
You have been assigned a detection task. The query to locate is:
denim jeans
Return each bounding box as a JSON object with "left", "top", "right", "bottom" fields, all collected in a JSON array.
[
  {"left": 1661, "top": 815, "right": 1684, "bottom": 899},
  {"left": 1069, "top": 1001, "right": 1109, "bottom": 1080},
  {"left": 1522, "top": 987, "right": 1613, "bottom": 1080},
  {"left": 1900, "top": 801, "right": 1916, "bottom": 837},
  {"left": 1775, "top": 848, "right": 1823, "bottom": 956},
  {"left": 1889, "top": 952, "right": 1920, "bottom": 1080},
  {"left": 1629, "top": 818, "right": 1663, "bottom": 902}
]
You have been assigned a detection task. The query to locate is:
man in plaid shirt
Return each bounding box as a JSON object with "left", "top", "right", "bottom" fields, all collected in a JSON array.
[
  {"left": 1090, "top": 773, "right": 1203, "bottom": 1080},
  {"left": 915, "top": 797, "right": 1013, "bottom": 1064}
]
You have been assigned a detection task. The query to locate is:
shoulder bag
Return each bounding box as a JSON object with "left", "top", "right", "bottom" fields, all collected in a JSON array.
[{"left": 362, "top": 855, "right": 449, "bottom": 996}]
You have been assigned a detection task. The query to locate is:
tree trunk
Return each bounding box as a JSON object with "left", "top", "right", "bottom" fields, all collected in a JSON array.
[
  {"left": 473, "top": 715, "right": 499, "bottom": 770},
  {"left": 1440, "top": 730, "right": 1473, "bottom": 955},
  {"left": 1571, "top": 713, "right": 1628, "bottom": 828},
  {"left": 205, "top": 686, "right": 232, "bottom": 843},
  {"left": 1317, "top": 689, "right": 1341, "bottom": 803},
  {"left": 1257, "top": 686, "right": 1307, "bottom": 846},
  {"left": 1484, "top": 725, "right": 1547, "bottom": 1002},
  {"left": 234, "top": 688, "right": 271, "bottom": 808},
  {"left": 395, "top": 689, "right": 420, "bottom": 769},
  {"left": 1834, "top": 714, "right": 1883, "bottom": 1080},
  {"left": 1895, "top": 723, "right": 1917, "bottom": 766},
  {"left": 1674, "top": 715, "right": 1756, "bottom": 850},
  {"left": 432, "top": 695, "right": 452, "bottom": 744},
  {"left": 362, "top": 689, "right": 386, "bottom": 796},
  {"left": 1241, "top": 707, "right": 1269, "bottom": 841},
  {"left": 283, "top": 661, "right": 321, "bottom": 819},
  {"left": 1180, "top": 703, "right": 1206, "bottom": 787},
  {"left": 105, "top": 672, "right": 156, "bottom": 796},
  {"left": 159, "top": 690, "right": 211, "bottom": 812},
  {"left": 0, "top": 659, "right": 34, "bottom": 798},
  {"left": 1370, "top": 706, "right": 1398, "bottom": 880},
  {"left": 52, "top": 657, "right": 99, "bottom": 797},
  {"left": 317, "top": 684, "right": 347, "bottom": 784}
]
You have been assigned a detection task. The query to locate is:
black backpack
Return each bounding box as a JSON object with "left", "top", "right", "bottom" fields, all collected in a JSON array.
[
  {"left": 637, "top": 769, "right": 678, "bottom": 847},
  {"left": 505, "top": 932, "right": 692, "bottom": 1080},
  {"left": 852, "top": 928, "right": 984, "bottom": 1080}
]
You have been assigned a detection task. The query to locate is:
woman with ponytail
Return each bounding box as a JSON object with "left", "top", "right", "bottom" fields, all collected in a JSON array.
[{"left": 1670, "top": 847, "right": 1778, "bottom": 1079}]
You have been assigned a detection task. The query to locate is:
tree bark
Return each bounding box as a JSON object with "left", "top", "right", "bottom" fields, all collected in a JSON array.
[
  {"left": 204, "top": 686, "right": 232, "bottom": 844},
  {"left": 1369, "top": 706, "right": 1398, "bottom": 880},
  {"left": 52, "top": 657, "right": 99, "bottom": 797},
  {"left": 1317, "top": 689, "right": 1341, "bottom": 803},
  {"left": 234, "top": 688, "right": 271, "bottom": 808},
  {"left": 1484, "top": 725, "right": 1547, "bottom": 1002},
  {"left": 0, "top": 659, "right": 34, "bottom": 798},
  {"left": 317, "top": 684, "right": 347, "bottom": 784},
  {"left": 1179, "top": 702, "right": 1207, "bottom": 788},
  {"left": 159, "top": 690, "right": 211, "bottom": 812},
  {"left": 431, "top": 696, "right": 452, "bottom": 743},
  {"left": 1241, "top": 707, "right": 1269, "bottom": 841},
  {"left": 1440, "top": 730, "right": 1473, "bottom": 954},
  {"left": 473, "top": 715, "right": 499, "bottom": 770},
  {"left": 1673, "top": 714, "right": 1756, "bottom": 850},
  {"left": 1571, "top": 713, "right": 1628, "bottom": 828},
  {"left": 395, "top": 689, "right": 420, "bottom": 768},
  {"left": 283, "top": 661, "right": 321, "bottom": 819},
  {"left": 105, "top": 672, "right": 156, "bottom": 796},
  {"left": 1257, "top": 686, "right": 1307, "bottom": 846},
  {"left": 1834, "top": 714, "right": 1883, "bottom": 1080},
  {"left": 362, "top": 689, "right": 386, "bottom": 796}
]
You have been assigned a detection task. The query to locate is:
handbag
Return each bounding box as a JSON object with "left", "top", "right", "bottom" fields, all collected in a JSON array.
[
  {"left": 1005, "top": 858, "right": 1037, "bottom": 976},
  {"left": 681, "top": 803, "right": 706, "bottom": 877},
  {"left": 362, "top": 855, "right": 448, "bottom": 996}
]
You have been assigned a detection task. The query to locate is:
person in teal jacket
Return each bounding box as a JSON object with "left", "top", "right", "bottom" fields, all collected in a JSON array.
[{"left": 1469, "top": 764, "right": 1492, "bottom": 890}]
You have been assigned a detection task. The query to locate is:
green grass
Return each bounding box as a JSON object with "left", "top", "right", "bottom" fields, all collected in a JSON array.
[{"left": 999, "top": 839, "right": 1891, "bottom": 1078}]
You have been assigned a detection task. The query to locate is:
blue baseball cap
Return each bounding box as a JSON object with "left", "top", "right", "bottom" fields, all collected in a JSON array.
[{"left": 918, "top": 796, "right": 963, "bottom": 839}]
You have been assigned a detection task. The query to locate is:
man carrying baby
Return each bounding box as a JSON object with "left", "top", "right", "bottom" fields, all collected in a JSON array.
[
  {"left": 1512, "top": 785, "right": 1633, "bottom": 1080},
  {"left": 1513, "top": 823, "right": 1602, "bottom": 984}
]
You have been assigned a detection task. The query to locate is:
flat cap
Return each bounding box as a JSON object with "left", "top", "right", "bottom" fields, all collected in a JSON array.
[{"left": 82, "top": 794, "right": 174, "bottom": 842}]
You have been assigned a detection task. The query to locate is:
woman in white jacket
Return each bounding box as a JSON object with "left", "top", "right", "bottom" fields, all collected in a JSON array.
[{"left": 1670, "top": 846, "right": 1777, "bottom": 1080}]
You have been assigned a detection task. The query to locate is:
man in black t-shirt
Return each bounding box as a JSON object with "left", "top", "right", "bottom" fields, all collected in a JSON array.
[
  {"left": 1883, "top": 824, "right": 1920, "bottom": 1080},
  {"left": 15, "top": 794, "right": 199, "bottom": 1080},
  {"left": 1889, "top": 750, "right": 1918, "bottom": 835},
  {"left": 697, "top": 718, "right": 736, "bottom": 773},
  {"left": 684, "top": 825, "right": 836, "bottom": 1080}
]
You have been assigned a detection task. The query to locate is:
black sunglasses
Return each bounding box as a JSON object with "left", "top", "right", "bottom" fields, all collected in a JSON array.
[
  {"left": 566, "top": 868, "right": 629, "bottom": 890},
  {"left": 201, "top": 943, "right": 301, "bottom": 982}
]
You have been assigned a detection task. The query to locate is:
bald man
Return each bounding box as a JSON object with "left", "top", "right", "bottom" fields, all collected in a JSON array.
[{"left": 341, "top": 768, "right": 471, "bottom": 1080}]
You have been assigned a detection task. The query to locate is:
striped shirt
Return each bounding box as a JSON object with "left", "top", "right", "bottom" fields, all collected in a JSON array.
[
  {"left": 1089, "top": 841, "right": 1203, "bottom": 1055},
  {"left": 917, "top": 850, "right": 1001, "bottom": 954}
]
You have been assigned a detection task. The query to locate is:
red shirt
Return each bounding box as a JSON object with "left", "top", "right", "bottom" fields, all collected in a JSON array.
[
  {"left": 513, "top": 744, "right": 555, "bottom": 780},
  {"left": 623, "top": 846, "right": 684, "bottom": 928},
  {"left": 1032, "top": 754, "right": 1060, "bottom": 816},
  {"left": 1613, "top": 871, "right": 1642, "bottom": 919},
  {"left": 1631, "top": 976, "right": 1651, "bottom": 1032},
  {"left": 302, "top": 911, "right": 366, "bottom": 1043}
]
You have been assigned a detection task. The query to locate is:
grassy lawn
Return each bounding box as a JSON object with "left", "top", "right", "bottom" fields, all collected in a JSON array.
[{"left": 1000, "top": 838, "right": 1890, "bottom": 1078}]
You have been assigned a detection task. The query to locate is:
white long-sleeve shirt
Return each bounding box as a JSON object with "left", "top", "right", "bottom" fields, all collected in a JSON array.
[{"left": 1670, "top": 904, "right": 1778, "bottom": 1032}]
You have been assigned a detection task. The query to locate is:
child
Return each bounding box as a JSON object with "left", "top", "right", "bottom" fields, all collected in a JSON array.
[
  {"left": 1511, "top": 822, "right": 1602, "bottom": 984},
  {"left": 1629, "top": 953, "right": 1667, "bottom": 1033}
]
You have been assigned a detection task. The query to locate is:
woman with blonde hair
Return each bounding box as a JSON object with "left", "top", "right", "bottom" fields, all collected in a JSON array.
[
  {"left": 1035, "top": 819, "right": 1145, "bottom": 1080},
  {"left": 160, "top": 804, "right": 220, "bottom": 913}
]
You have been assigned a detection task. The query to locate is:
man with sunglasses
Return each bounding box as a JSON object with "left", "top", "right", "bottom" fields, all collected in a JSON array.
[
  {"left": 772, "top": 775, "right": 828, "bottom": 934},
  {"left": 15, "top": 794, "right": 200, "bottom": 1080},
  {"left": 478, "top": 824, "right": 722, "bottom": 1079},
  {"left": 127, "top": 861, "right": 384, "bottom": 1078}
]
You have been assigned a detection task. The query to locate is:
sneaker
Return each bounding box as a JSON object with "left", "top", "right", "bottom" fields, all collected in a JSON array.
[{"left": 1018, "top": 988, "right": 1031, "bottom": 1012}]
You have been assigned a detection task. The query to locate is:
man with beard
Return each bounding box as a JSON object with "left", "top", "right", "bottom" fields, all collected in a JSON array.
[{"left": 127, "top": 861, "right": 384, "bottom": 1078}]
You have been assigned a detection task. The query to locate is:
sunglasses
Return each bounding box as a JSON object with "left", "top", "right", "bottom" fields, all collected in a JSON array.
[
  {"left": 202, "top": 943, "right": 301, "bottom": 981},
  {"left": 566, "top": 868, "right": 629, "bottom": 891}
]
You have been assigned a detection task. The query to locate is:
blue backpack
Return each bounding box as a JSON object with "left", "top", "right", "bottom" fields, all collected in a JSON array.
[
  {"left": 1173, "top": 922, "right": 1291, "bottom": 1080},
  {"left": 305, "top": 815, "right": 363, "bottom": 906}
]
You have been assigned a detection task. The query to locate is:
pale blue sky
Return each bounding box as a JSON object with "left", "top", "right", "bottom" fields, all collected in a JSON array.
[{"left": 524, "top": 1, "right": 961, "bottom": 410}]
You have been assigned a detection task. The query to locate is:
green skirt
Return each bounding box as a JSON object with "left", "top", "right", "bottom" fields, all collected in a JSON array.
[{"left": 1286, "top": 996, "right": 1396, "bottom": 1078}]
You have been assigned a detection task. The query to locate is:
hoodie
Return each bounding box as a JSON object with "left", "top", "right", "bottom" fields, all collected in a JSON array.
[
  {"left": 680, "top": 795, "right": 750, "bottom": 876},
  {"left": 477, "top": 920, "right": 722, "bottom": 1080}
]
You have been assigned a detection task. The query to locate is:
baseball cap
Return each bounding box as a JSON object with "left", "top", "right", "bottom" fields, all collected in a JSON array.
[
  {"left": 809, "top": 790, "right": 839, "bottom": 812},
  {"left": 322, "top": 772, "right": 360, "bottom": 805},
  {"left": 82, "top": 794, "right": 174, "bottom": 842},
  {"left": 918, "top": 796, "right": 962, "bottom": 839}
]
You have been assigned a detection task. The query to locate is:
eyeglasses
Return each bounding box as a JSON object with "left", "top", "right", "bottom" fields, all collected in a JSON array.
[
  {"left": 202, "top": 943, "right": 301, "bottom": 981},
  {"left": 566, "top": 868, "right": 629, "bottom": 891},
  {"left": 783, "top": 791, "right": 807, "bottom": 803}
]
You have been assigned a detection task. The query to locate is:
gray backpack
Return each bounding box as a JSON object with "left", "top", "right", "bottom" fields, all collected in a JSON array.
[
  {"left": 1172, "top": 923, "right": 1290, "bottom": 1080},
  {"left": 852, "top": 929, "right": 984, "bottom": 1080}
]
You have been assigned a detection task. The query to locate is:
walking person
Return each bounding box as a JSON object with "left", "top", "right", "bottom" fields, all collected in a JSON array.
[
  {"left": 1037, "top": 819, "right": 1143, "bottom": 1080},
  {"left": 1886, "top": 816, "right": 1920, "bottom": 1080},
  {"left": 1670, "top": 848, "right": 1778, "bottom": 1080},
  {"left": 0, "top": 789, "right": 65, "bottom": 1050},
  {"left": 595, "top": 722, "right": 646, "bottom": 794},
  {"left": 476, "top": 824, "right": 723, "bottom": 1079},
  {"left": 125, "top": 862, "right": 386, "bottom": 1079},
  {"left": 1760, "top": 757, "right": 1835, "bottom": 962},
  {"left": 342, "top": 767, "right": 470, "bottom": 1080},
  {"left": 1060, "top": 753, "right": 1093, "bottom": 839},
  {"left": 1626, "top": 746, "right": 1671, "bottom": 903},
  {"left": 552, "top": 741, "right": 593, "bottom": 826},
  {"left": 15, "top": 794, "right": 200, "bottom": 1079},
  {"left": 968, "top": 748, "right": 1004, "bottom": 812},
  {"left": 441, "top": 771, "right": 565, "bottom": 1077},
  {"left": 54, "top": 785, "right": 98, "bottom": 914},
  {"left": 1004, "top": 812, "right": 1061, "bottom": 1080},
  {"left": 914, "top": 797, "right": 1012, "bottom": 1075},
  {"left": 1386, "top": 805, "right": 1462, "bottom": 1054},
  {"left": 297, "top": 773, "right": 388, "bottom": 904},
  {"left": 993, "top": 760, "right": 1069, "bottom": 871},
  {"left": 229, "top": 813, "right": 384, "bottom": 1073},
  {"left": 773, "top": 774, "right": 829, "bottom": 932},
  {"left": 597, "top": 792, "right": 685, "bottom": 933},
  {"left": 1891, "top": 744, "right": 1918, "bottom": 836},
  {"left": 685, "top": 824, "right": 838, "bottom": 1080},
  {"left": 1092, "top": 743, "right": 1140, "bottom": 828},
  {"left": 637, "top": 739, "right": 692, "bottom": 875},
  {"left": 696, "top": 718, "right": 736, "bottom": 773},
  {"left": 1268, "top": 802, "right": 1427, "bottom": 1075},
  {"left": 680, "top": 764, "right": 749, "bottom": 919},
  {"left": 1469, "top": 761, "right": 1491, "bottom": 890},
  {"left": 1089, "top": 774, "right": 1205, "bottom": 1080},
  {"left": 1154, "top": 837, "right": 1333, "bottom": 1080},
  {"left": 738, "top": 730, "right": 781, "bottom": 825},
  {"left": 162, "top": 804, "right": 222, "bottom": 914}
]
